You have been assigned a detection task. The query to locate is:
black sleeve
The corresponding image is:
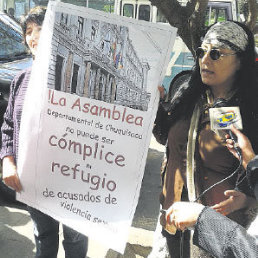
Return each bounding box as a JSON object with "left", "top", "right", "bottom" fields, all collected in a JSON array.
[
  {"left": 152, "top": 101, "right": 170, "bottom": 145},
  {"left": 246, "top": 156, "right": 258, "bottom": 196},
  {"left": 193, "top": 207, "right": 258, "bottom": 258},
  {"left": 0, "top": 78, "right": 17, "bottom": 158}
]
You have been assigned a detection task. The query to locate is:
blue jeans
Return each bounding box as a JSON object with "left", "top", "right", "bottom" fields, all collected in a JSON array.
[{"left": 27, "top": 206, "right": 88, "bottom": 258}]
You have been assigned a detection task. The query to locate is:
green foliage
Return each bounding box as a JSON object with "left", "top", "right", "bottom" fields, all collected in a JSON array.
[
  {"left": 204, "top": 6, "right": 228, "bottom": 27},
  {"left": 103, "top": 4, "right": 114, "bottom": 13}
]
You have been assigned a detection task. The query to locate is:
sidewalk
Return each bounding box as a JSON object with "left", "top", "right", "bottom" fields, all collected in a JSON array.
[
  {"left": 0, "top": 205, "right": 155, "bottom": 258},
  {"left": 0, "top": 136, "right": 165, "bottom": 258}
]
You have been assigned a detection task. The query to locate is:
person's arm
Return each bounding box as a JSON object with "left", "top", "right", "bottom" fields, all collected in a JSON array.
[
  {"left": 193, "top": 207, "right": 258, "bottom": 258},
  {"left": 246, "top": 156, "right": 258, "bottom": 197},
  {"left": 166, "top": 202, "right": 258, "bottom": 258},
  {"left": 1, "top": 76, "right": 22, "bottom": 192},
  {"left": 0, "top": 79, "right": 16, "bottom": 158},
  {"left": 166, "top": 201, "right": 204, "bottom": 231},
  {"left": 152, "top": 86, "right": 169, "bottom": 145},
  {"left": 212, "top": 127, "right": 257, "bottom": 214},
  {"left": 166, "top": 130, "right": 258, "bottom": 257},
  {"left": 212, "top": 190, "right": 257, "bottom": 216},
  {"left": 158, "top": 85, "right": 166, "bottom": 100},
  {"left": 225, "top": 126, "right": 255, "bottom": 170},
  {"left": 2, "top": 155, "right": 21, "bottom": 192}
]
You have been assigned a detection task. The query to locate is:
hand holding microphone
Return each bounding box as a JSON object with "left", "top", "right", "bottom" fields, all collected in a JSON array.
[
  {"left": 225, "top": 126, "right": 255, "bottom": 170},
  {"left": 227, "top": 128, "right": 242, "bottom": 160}
]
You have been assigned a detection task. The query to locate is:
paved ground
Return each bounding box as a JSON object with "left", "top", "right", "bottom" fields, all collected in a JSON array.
[{"left": 0, "top": 136, "right": 165, "bottom": 258}]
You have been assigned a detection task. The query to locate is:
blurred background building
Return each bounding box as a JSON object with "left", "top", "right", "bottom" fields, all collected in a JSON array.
[{"left": 0, "top": 0, "right": 114, "bottom": 21}]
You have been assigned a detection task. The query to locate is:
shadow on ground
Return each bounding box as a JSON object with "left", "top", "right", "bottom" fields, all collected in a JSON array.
[
  {"left": 132, "top": 148, "right": 164, "bottom": 231},
  {"left": 105, "top": 147, "right": 164, "bottom": 258},
  {"left": 106, "top": 243, "right": 152, "bottom": 258},
  {"left": 0, "top": 206, "right": 35, "bottom": 258}
]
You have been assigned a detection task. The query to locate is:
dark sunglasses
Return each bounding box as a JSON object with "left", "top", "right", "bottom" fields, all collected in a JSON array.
[{"left": 195, "top": 47, "right": 237, "bottom": 61}]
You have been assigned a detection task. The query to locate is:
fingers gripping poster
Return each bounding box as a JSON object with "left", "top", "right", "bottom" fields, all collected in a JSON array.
[{"left": 17, "top": 1, "right": 176, "bottom": 253}]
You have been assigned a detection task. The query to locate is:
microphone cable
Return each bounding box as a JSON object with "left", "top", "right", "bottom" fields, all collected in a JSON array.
[
  {"left": 194, "top": 131, "right": 243, "bottom": 202},
  {"left": 194, "top": 98, "right": 244, "bottom": 202}
]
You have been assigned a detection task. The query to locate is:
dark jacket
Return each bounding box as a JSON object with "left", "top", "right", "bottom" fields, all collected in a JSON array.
[
  {"left": 193, "top": 207, "right": 258, "bottom": 258},
  {"left": 193, "top": 157, "right": 258, "bottom": 258}
]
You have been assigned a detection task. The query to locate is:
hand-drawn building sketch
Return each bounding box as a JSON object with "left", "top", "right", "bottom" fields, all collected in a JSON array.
[{"left": 47, "top": 12, "right": 151, "bottom": 111}]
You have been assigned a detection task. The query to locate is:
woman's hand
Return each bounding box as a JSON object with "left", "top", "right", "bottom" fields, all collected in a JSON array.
[
  {"left": 225, "top": 126, "right": 255, "bottom": 169},
  {"left": 212, "top": 190, "right": 252, "bottom": 215},
  {"left": 158, "top": 85, "right": 166, "bottom": 100},
  {"left": 2, "top": 156, "right": 22, "bottom": 192},
  {"left": 166, "top": 202, "right": 205, "bottom": 231}
]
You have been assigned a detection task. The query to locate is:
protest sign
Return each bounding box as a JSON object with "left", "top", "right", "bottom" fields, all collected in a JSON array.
[{"left": 17, "top": 1, "right": 176, "bottom": 253}]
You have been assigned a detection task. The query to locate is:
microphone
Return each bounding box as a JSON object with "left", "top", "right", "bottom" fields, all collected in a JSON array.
[{"left": 209, "top": 98, "right": 242, "bottom": 155}]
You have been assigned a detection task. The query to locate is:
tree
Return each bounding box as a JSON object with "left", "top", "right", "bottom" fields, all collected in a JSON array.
[{"left": 150, "top": 0, "right": 257, "bottom": 55}]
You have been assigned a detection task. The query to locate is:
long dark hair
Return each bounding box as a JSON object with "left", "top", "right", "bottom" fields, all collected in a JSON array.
[
  {"left": 169, "top": 21, "right": 258, "bottom": 150},
  {"left": 191, "top": 21, "right": 256, "bottom": 109}
]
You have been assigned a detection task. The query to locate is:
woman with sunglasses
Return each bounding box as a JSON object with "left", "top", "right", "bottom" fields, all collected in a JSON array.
[{"left": 154, "top": 21, "right": 258, "bottom": 257}]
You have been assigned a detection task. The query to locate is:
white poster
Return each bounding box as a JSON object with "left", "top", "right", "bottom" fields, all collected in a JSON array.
[{"left": 17, "top": 2, "right": 176, "bottom": 253}]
